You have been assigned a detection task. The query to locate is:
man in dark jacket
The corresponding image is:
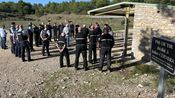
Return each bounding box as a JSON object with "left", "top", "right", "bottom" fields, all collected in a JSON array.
[
  {"left": 56, "top": 32, "right": 70, "bottom": 68},
  {"left": 88, "top": 25, "right": 97, "bottom": 64},
  {"left": 33, "top": 24, "right": 40, "bottom": 47},
  {"left": 99, "top": 28, "right": 114, "bottom": 72},
  {"left": 28, "top": 22, "right": 34, "bottom": 51},
  {"left": 75, "top": 27, "right": 88, "bottom": 71},
  {"left": 53, "top": 23, "right": 58, "bottom": 41}
]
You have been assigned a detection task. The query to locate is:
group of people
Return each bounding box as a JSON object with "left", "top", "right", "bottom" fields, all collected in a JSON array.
[{"left": 0, "top": 21, "right": 115, "bottom": 72}]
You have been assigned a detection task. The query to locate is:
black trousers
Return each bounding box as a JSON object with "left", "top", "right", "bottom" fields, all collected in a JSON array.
[
  {"left": 42, "top": 40, "right": 50, "bottom": 56},
  {"left": 54, "top": 31, "right": 57, "bottom": 41},
  {"left": 34, "top": 34, "right": 40, "bottom": 47},
  {"left": 49, "top": 30, "right": 52, "bottom": 41},
  {"left": 75, "top": 45, "right": 88, "bottom": 69},
  {"left": 21, "top": 41, "right": 31, "bottom": 61},
  {"left": 10, "top": 36, "right": 15, "bottom": 54},
  {"left": 60, "top": 48, "right": 70, "bottom": 67},
  {"left": 89, "top": 44, "right": 97, "bottom": 63},
  {"left": 99, "top": 47, "right": 111, "bottom": 70},
  {"left": 29, "top": 33, "right": 34, "bottom": 51},
  {"left": 15, "top": 41, "right": 21, "bottom": 57}
]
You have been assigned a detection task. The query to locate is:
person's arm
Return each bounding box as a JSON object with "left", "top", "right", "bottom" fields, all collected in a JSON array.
[
  {"left": 56, "top": 43, "right": 61, "bottom": 52},
  {"left": 47, "top": 30, "right": 50, "bottom": 40},
  {"left": 60, "top": 44, "right": 65, "bottom": 52},
  {"left": 40, "top": 31, "right": 43, "bottom": 40}
]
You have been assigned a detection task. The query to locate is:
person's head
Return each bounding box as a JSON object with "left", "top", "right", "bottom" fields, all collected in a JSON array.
[
  {"left": 78, "top": 26, "right": 82, "bottom": 33},
  {"left": 94, "top": 22, "right": 99, "bottom": 28},
  {"left": 83, "top": 24, "right": 86, "bottom": 28},
  {"left": 19, "top": 25, "right": 23, "bottom": 30},
  {"left": 1, "top": 25, "right": 5, "bottom": 29},
  {"left": 11, "top": 22, "right": 15, "bottom": 27},
  {"left": 44, "top": 25, "right": 48, "bottom": 29},
  {"left": 29, "top": 22, "right": 32, "bottom": 26},
  {"left": 103, "top": 28, "right": 109, "bottom": 34},
  {"left": 16, "top": 25, "right": 19, "bottom": 30},
  {"left": 47, "top": 22, "right": 51, "bottom": 25},
  {"left": 61, "top": 32, "right": 65, "bottom": 36},
  {"left": 90, "top": 25, "right": 94, "bottom": 30},
  {"left": 104, "top": 24, "right": 108, "bottom": 28},
  {"left": 66, "top": 24, "right": 69, "bottom": 27},
  {"left": 54, "top": 23, "right": 56, "bottom": 26},
  {"left": 41, "top": 22, "right": 44, "bottom": 25},
  {"left": 33, "top": 24, "right": 36, "bottom": 28}
]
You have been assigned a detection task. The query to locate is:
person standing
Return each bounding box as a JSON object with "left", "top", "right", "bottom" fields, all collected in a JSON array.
[
  {"left": 82, "top": 24, "right": 89, "bottom": 37},
  {"left": 0, "top": 25, "right": 7, "bottom": 49},
  {"left": 94, "top": 22, "right": 102, "bottom": 38},
  {"left": 88, "top": 25, "right": 97, "bottom": 64},
  {"left": 58, "top": 23, "right": 64, "bottom": 38},
  {"left": 99, "top": 28, "right": 114, "bottom": 72},
  {"left": 33, "top": 24, "right": 40, "bottom": 47},
  {"left": 28, "top": 22, "right": 34, "bottom": 51},
  {"left": 40, "top": 25, "right": 51, "bottom": 56},
  {"left": 14, "top": 25, "right": 22, "bottom": 57},
  {"left": 75, "top": 24, "right": 79, "bottom": 37},
  {"left": 56, "top": 32, "right": 70, "bottom": 68},
  {"left": 20, "top": 25, "right": 31, "bottom": 62},
  {"left": 47, "top": 22, "right": 52, "bottom": 42},
  {"left": 53, "top": 23, "right": 58, "bottom": 41},
  {"left": 9, "top": 22, "right": 16, "bottom": 54},
  {"left": 63, "top": 24, "right": 70, "bottom": 47},
  {"left": 75, "top": 27, "right": 88, "bottom": 71}
]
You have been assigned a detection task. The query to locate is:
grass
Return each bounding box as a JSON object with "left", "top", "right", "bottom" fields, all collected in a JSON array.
[{"left": 0, "top": 14, "right": 134, "bottom": 32}]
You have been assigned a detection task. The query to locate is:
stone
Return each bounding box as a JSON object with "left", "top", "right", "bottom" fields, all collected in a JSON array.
[{"left": 137, "top": 84, "right": 143, "bottom": 88}]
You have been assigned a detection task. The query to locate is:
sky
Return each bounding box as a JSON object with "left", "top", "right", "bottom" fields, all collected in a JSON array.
[{"left": 0, "top": 0, "right": 91, "bottom": 5}]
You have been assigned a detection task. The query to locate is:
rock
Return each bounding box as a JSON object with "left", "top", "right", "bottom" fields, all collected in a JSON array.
[
  {"left": 135, "top": 73, "right": 139, "bottom": 76},
  {"left": 9, "top": 93, "right": 16, "bottom": 96},
  {"left": 144, "top": 74, "right": 148, "bottom": 77},
  {"left": 62, "top": 86, "right": 66, "bottom": 89},
  {"left": 25, "top": 91, "right": 28, "bottom": 94},
  {"left": 137, "top": 84, "right": 143, "bottom": 88},
  {"left": 33, "top": 64, "right": 38, "bottom": 67},
  {"left": 122, "top": 77, "right": 125, "bottom": 80},
  {"left": 83, "top": 81, "right": 89, "bottom": 84}
]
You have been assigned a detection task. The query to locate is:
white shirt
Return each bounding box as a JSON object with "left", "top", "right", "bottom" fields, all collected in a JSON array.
[
  {"left": 0, "top": 28, "right": 6, "bottom": 37},
  {"left": 63, "top": 26, "right": 69, "bottom": 35}
]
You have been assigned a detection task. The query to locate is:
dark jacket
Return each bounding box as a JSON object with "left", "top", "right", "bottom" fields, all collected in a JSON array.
[
  {"left": 99, "top": 33, "right": 114, "bottom": 48},
  {"left": 75, "top": 32, "right": 87, "bottom": 45}
]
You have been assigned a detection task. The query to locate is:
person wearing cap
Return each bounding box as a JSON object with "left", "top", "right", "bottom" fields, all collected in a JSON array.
[
  {"left": 74, "top": 26, "right": 88, "bottom": 71},
  {"left": 99, "top": 27, "right": 114, "bottom": 72},
  {"left": 56, "top": 32, "right": 70, "bottom": 68}
]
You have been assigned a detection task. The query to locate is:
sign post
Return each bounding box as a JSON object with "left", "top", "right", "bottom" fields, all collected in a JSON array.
[
  {"left": 151, "top": 37, "right": 175, "bottom": 98},
  {"left": 157, "top": 67, "right": 167, "bottom": 98}
]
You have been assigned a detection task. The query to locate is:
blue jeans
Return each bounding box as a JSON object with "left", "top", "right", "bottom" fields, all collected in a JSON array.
[
  {"left": 65, "top": 35, "right": 69, "bottom": 47},
  {"left": 1, "top": 37, "right": 6, "bottom": 49}
]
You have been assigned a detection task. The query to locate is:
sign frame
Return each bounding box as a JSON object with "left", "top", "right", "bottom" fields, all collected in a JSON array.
[{"left": 151, "top": 37, "right": 175, "bottom": 75}]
